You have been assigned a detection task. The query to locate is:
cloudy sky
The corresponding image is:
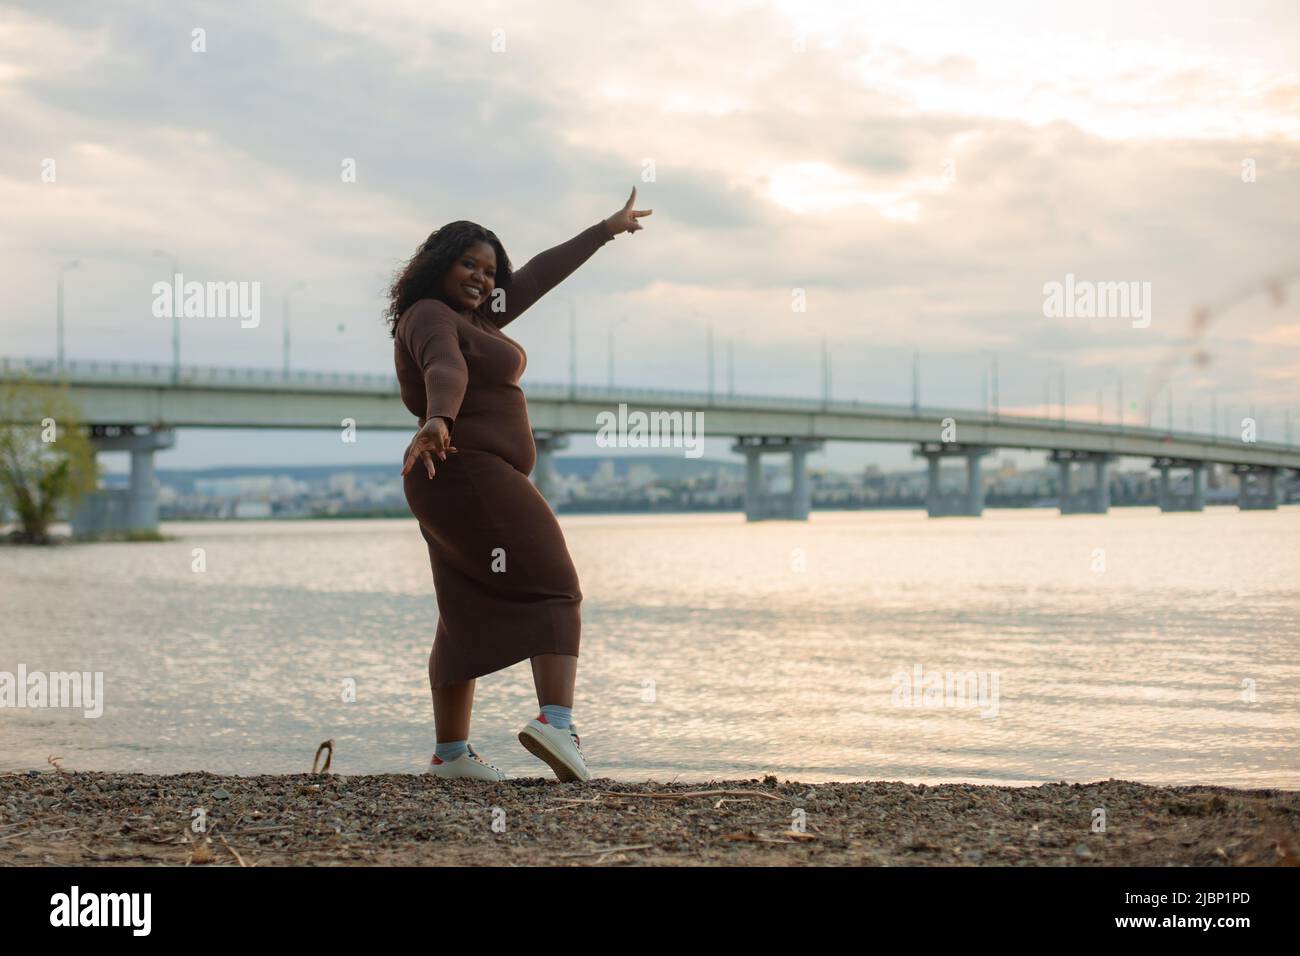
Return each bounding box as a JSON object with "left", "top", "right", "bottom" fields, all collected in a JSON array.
[{"left": 3, "top": 0, "right": 1298, "bottom": 471}]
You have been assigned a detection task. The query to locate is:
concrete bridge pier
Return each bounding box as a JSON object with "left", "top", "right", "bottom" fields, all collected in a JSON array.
[
  {"left": 914, "top": 442, "right": 993, "bottom": 517},
  {"left": 1232, "top": 464, "right": 1282, "bottom": 510},
  {"left": 741, "top": 441, "right": 764, "bottom": 520},
  {"left": 1050, "top": 450, "right": 1115, "bottom": 514},
  {"left": 70, "top": 426, "right": 176, "bottom": 537},
  {"left": 1153, "top": 457, "right": 1206, "bottom": 512},
  {"left": 531, "top": 430, "right": 570, "bottom": 508},
  {"left": 730, "top": 436, "right": 824, "bottom": 521}
]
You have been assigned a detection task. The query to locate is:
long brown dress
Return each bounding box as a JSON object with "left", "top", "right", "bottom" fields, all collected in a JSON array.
[{"left": 394, "top": 220, "right": 614, "bottom": 688}]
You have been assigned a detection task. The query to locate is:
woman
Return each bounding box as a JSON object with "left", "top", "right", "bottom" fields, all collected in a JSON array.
[{"left": 388, "top": 188, "right": 651, "bottom": 782}]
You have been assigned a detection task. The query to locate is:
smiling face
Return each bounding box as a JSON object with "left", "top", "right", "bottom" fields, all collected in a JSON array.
[{"left": 440, "top": 240, "right": 497, "bottom": 312}]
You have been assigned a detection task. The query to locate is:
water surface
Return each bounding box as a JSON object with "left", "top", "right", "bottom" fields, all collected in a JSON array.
[{"left": 1, "top": 509, "right": 1296, "bottom": 786}]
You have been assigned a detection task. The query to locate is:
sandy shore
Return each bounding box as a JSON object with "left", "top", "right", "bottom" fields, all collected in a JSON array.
[{"left": 1, "top": 771, "right": 1296, "bottom": 866}]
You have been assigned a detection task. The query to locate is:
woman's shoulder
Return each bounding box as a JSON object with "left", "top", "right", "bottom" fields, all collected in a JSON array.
[
  {"left": 403, "top": 297, "right": 466, "bottom": 324},
  {"left": 396, "top": 298, "right": 467, "bottom": 341}
]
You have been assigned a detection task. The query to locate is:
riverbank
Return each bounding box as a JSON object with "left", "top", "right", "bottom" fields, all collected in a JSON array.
[{"left": 2, "top": 772, "right": 1296, "bottom": 866}]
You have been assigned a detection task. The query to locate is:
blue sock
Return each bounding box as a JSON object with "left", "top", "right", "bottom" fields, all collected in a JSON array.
[
  {"left": 540, "top": 704, "right": 572, "bottom": 730},
  {"left": 435, "top": 739, "right": 468, "bottom": 762}
]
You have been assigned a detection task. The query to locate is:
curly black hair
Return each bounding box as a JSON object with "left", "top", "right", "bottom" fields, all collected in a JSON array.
[{"left": 384, "top": 220, "right": 514, "bottom": 337}]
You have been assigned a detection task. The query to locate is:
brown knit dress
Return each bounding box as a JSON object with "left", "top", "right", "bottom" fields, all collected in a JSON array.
[{"left": 395, "top": 220, "right": 614, "bottom": 688}]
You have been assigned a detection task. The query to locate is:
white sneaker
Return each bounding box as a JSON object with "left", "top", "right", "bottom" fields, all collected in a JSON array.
[
  {"left": 518, "top": 714, "right": 590, "bottom": 782},
  {"left": 425, "top": 744, "right": 507, "bottom": 781}
]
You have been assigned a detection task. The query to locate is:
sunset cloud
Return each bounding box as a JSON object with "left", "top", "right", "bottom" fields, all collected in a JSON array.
[{"left": 2, "top": 0, "right": 1297, "bottom": 463}]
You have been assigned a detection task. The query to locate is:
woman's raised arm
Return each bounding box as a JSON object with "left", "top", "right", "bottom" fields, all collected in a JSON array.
[{"left": 488, "top": 187, "right": 652, "bottom": 329}]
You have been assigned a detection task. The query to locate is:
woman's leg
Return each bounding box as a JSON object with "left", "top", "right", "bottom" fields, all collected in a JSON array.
[
  {"left": 431, "top": 645, "right": 475, "bottom": 742},
  {"left": 530, "top": 653, "right": 577, "bottom": 708}
]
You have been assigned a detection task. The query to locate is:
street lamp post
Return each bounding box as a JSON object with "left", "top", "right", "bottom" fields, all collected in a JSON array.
[
  {"left": 552, "top": 293, "right": 578, "bottom": 398},
  {"left": 1117, "top": 373, "right": 1124, "bottom": 431},
  {"left": 1059, "top": 364, "right": 1066, "bottom": 422},
  {"left": 56, "top": 259, "right": 80, "bottom": 373},
  {"left": 152, "top": 249, "right": 180, "bottom": 382},
  {"left": 911, "top": 347, "right": 919, "bottom": 413},
  {"left": 821, "top": 334, "right": 831, "bottom": 405},
  {"left": 569, "top": 302, "right": 577, "bottom": 398},
  {"left": 607, "top": 314, "right": 630, "bottom": 387},
  {"left": 283, "top": 281, "right": 306, "bottom": 379},
  {"left": 706, "top": 320, "right": 714, "bottom": 401},
  {"left": 991, "top": 356, "right": 999, "bottom": 420}
]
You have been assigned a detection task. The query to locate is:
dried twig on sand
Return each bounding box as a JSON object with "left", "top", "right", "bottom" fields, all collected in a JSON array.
[
  {"left": 0, "top": 826, "right": 78, "bottom": 844},
  {"left": 312, "top": 740, "right": 334, "bottom": 775},
  {"left": 558, "top": 843, "right": 655, "bottom": 859},
  {"left": 722, "top": 830, "right": 816, "bottom": 844},
  {"left": 599, "top": 789, "right": 786, "bottom": 802},
  {"left": 547, "top": 797, "right": 605, "bottom": 805},
  {"left": 219, "top": 834, "right": 249, "bottom": 867}
]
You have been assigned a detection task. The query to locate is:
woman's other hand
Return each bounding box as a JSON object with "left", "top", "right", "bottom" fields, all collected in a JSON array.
[
  {"left": 401, "top": 417, "right": 458, "bottom": 479},
  {"left": 604, "top": 186, "right": 653, "bottom": 236}
]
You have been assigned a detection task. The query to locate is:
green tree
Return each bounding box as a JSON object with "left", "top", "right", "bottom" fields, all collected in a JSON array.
[{"left": 0, "top": 379, "right": 97, "bottom": 543}]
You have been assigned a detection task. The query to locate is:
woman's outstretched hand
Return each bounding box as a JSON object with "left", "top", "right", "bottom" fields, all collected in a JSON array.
[
  {"left": 604, "top": 186, "right": 653, "bottom": 236},
  {"left": 401, "top": 417, "right": 458, "bottom": 479}
]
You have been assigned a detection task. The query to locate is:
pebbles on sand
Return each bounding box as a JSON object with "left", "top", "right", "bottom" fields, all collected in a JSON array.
[{"left": 1, "top": 772, "right": 1296, "bottom": 867}]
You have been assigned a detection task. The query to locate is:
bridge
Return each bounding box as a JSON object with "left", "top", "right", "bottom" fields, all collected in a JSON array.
[{"left": 3, "top": 355, "right": 1297, "bottom": 534}]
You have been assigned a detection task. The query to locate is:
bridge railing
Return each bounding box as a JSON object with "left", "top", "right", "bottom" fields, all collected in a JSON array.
[
  {"left": 1, "top": 356, "right": 400, "bottom": 393},
  {"left": 521, "top": 381, "right": 1298, "bottom": 453},
  {"left": 3, "top": 355, "right": 1296, "bottom": 454}
]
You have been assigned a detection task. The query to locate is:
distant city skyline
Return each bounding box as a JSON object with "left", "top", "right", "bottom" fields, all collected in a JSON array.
[
  {"left": 104, "top": 427, "right": 1098, "bottom": 476},
  {"left": 96, "top": 444, "right": 1259, "bottom": 523}
]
